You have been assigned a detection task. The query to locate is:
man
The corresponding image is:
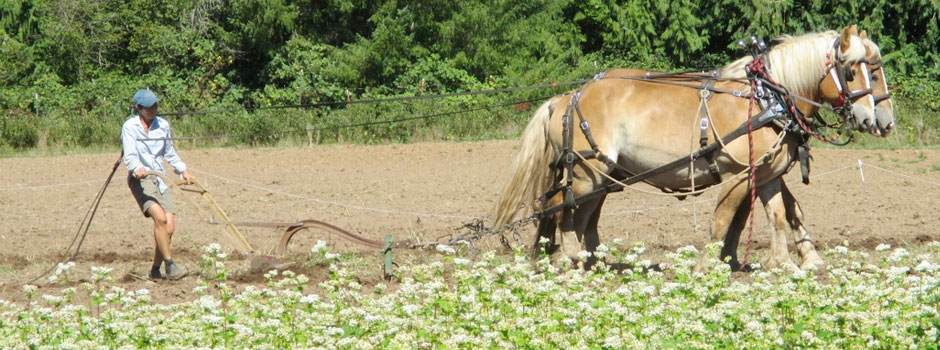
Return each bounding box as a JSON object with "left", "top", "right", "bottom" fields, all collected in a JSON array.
[{"left": 122, "top": 88, "right": 194, "bottom": 280}]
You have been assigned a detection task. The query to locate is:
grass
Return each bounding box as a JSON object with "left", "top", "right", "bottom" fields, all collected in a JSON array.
[{"left": 2, "top": 91, "right": 937, "bottom": 158}]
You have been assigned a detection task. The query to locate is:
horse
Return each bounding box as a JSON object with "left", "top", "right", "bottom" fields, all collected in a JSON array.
[
  {"left": 861, "top": 32, "right": 895, "bottom": 135},
  {"left": 714, "top": 29, "right": 897, "bottom": 272},
  {"left": 490, "top": 26, "right": 887, "bottom": 271}
]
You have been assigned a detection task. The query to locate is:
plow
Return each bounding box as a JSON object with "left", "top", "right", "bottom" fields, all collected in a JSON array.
[{"left": 149, "top": 171, "right": 420, "bottom": 277}]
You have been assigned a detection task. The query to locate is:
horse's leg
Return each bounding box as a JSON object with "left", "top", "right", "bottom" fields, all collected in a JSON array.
[
  {"left": 554, "top": 196, "right": 604, "bottom": 268},
  {"left": 757, "top": 179, "right": 800, "bottom": 271},
  {"left": 580, "top": 195, "right": 607, "bottom": 270},
  {"left": 719, "top": 193, "right": 754, "bottom": 271},
  {"left": 710, "top": 177, "right": 751, "bottom": 269},
  {"left": 781, "top": 182, "right": 826, "bottom": 270},
  {"left": 533, "top": 216, "right": 558, "bottom": 258}
]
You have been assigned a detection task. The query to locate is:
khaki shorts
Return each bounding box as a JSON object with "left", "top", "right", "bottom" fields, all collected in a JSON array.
[{"left": 128, "top": 174, "right": 176, "bottom": 217}]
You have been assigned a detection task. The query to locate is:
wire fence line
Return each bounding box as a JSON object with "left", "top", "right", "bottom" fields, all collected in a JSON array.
[
  {"left": 139, "top": 95, "right": 554, "bottom": 142},
  {"left": 156, "top": 80, "right": 588, "bottom": 118}
]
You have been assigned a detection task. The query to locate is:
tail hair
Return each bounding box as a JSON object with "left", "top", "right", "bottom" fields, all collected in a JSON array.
[{"left": 490, "top": 98, "right": 558, "bottom": 227}]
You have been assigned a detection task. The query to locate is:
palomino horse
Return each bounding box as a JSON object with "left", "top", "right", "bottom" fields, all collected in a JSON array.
[
  {"left": 862, "top": 33, "right": 895, "bottom": 134},
  {"left": 717, "top": 29, "right": 896, "bottom": 271},
  {"left": 491, "top": 26, "right": 887, "bottom": 271}
]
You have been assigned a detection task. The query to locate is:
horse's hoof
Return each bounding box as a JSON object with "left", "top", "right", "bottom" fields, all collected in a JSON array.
[
  {"left": 800, "top": 258, "right": 827, "bottom": 271},
  {"left": 764, "top": 256, "right": 799, "bottom": 272}
]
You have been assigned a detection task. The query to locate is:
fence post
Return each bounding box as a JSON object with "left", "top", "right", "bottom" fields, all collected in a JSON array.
[
  {"left": 306, "top": 122, "right": 314, "bottom": 147},
  {"left": 383, "top": 235, "right": 394, "bottom": 280}
]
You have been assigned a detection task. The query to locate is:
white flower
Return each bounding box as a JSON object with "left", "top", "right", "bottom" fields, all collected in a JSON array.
[
  {"left": 436, "top": 244, "right": 456, "bottom": 255},
  {"left": 327, "top": 327, "right": 345, "bottom": 336},
  {"left": 790, "top": 269, "right": 808, "bottom": 281},
  {"left": 915, "top": 260, "right": 938, "bottom": 273},
  {"left": 311, "top": 240, "right": 329, "bottom": 255},
  {"left": 875, "top": 243, "right": 891, "bottom": 252},
  {"left": 577, "top": 250, "right": 592, "bottom": 260},
  {"left": 454, "top": 258, "right": 470, "bottom": 266},
  {"left": 886, "top": 266, "right": 910, "bottom": 278},
  {"left": 300, "top": 294, "right": 320, "bottom": 305},
  {"left": 887, "top": 248, "right": 910, "bottom": 263},
  {"left": 348, "top": 281, "right": 362, "bottom": 290},
  {"left": 677, "top": 245, "right": 699, "bottom": 255},
  {"left": 402, "top": 304, "right": 419, "bottom": 315},
  {"left": 204, "top": 243, "right": 222, "bottom": 254}
]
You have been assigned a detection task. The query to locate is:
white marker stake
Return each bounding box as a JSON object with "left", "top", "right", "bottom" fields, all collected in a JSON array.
[{"left": 858, "top": 159, "right": 866, "bottom": 183}]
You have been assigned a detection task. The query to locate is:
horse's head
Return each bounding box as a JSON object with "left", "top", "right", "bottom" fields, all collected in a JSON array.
[
  {"left": 817, "top": 25, "right": 879, "bottom": 135},
  {"left": 860, "top": 30, "right": 895, "bottom": 136}
]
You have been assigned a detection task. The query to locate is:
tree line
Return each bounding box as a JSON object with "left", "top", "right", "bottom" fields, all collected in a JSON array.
[{"left": 1, "top": 0, "right": 938, "bottom": 150}]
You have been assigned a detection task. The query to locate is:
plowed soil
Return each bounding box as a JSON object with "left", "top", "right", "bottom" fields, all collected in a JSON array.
[{"left": 2, "top": 141, "right": 939, "bottom": 304}]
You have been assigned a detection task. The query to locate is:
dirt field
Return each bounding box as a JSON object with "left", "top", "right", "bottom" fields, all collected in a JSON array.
[{"left": 2, "top": 140, "right": 939, "bottom": 304}]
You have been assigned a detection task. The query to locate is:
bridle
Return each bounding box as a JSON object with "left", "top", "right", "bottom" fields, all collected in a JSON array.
[
  {"left": 864, "top": 58, "right": 893, "bottom": 105},
  {"left": 822, "top": 39, "right": 874, "bottom": 109}
]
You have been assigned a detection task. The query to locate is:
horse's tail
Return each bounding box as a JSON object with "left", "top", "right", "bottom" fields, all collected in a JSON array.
[{"left": 490, "top": 98, "right": 558, "bottom": 228}]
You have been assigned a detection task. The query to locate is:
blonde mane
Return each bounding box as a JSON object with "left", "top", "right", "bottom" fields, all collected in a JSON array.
[{"left": 719, "top": 30, "right": 867, "bottom": 97}]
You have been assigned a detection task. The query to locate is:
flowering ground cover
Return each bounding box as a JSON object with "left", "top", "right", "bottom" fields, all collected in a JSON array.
[{"left": 2, "top": 241, "right": 939, "bottom": 349}]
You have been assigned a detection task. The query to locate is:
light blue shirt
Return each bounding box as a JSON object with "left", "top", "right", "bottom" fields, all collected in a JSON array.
[{"left": 121, "top": 116, "right": 187, "bottom": 193}]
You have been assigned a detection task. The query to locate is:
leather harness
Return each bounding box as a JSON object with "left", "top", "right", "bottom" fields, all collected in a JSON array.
[{"left": 542, "top": 72, "right": 803, "bottom": 226}]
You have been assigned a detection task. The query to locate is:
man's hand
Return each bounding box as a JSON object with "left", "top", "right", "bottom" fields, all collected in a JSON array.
[
  {"left": 181, "top": 170, "right": 195, "bottom": 185},
  {"left": 134, "top": 167, "right": 149, "bottom": 179}
]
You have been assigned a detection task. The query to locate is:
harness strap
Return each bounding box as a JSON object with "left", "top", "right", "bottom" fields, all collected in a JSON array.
[
  {"left": 799, "top": 140, "right": 812, "bottom": 184},
  {"left": 559, "top": 91, "right": 580, "bottom": 231},
  {"left": 538, "top": 103, "right": 786, "bottom": 219},
  {"left": 698, "top": 79, "right": 723, "bottom": 184},
  {"left": 612, "top": 74, "right": 752, "bottom": 98}
]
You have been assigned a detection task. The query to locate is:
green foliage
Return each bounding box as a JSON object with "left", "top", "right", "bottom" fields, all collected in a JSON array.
[
  {"left": 1, "top": 0, "right": 938, "bottom": 152},
  {"left": 0, "top": 113, "right": 38, "bottom": 149}
]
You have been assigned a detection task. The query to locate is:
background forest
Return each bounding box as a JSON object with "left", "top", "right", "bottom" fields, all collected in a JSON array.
[{"left": 1, "top": 0, "right": 938, "bottom": 153}]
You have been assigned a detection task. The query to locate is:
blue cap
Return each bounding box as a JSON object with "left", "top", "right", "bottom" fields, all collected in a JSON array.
[{"left": 132, "top": 89, "right": 160, "bottom": 107}]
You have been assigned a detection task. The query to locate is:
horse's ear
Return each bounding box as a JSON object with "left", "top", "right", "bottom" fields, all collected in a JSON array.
[
  {"left": 840, "top": 25, "right": 859, "bottom": 51},
  {"left": 860, "top": 30, "right": 868, "bottom": 40}
]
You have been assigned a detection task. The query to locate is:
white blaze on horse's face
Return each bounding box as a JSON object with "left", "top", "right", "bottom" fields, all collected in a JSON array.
[
  {"left": 861, "top": 33, "right": 895, "bottom": 136},
  {"left": 871, "top": 61, "right": 895, "bottom": 135}
]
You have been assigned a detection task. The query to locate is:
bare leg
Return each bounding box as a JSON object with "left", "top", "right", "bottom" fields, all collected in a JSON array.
[
  {"left": 152, "top": 212, "right": 176, "bottom": 267},
  {"left": 148, "top": 205, "right": 173, "bottom": 261},
  {"left": 781, "top": 182, "right": 825, "bottom": 270}
]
